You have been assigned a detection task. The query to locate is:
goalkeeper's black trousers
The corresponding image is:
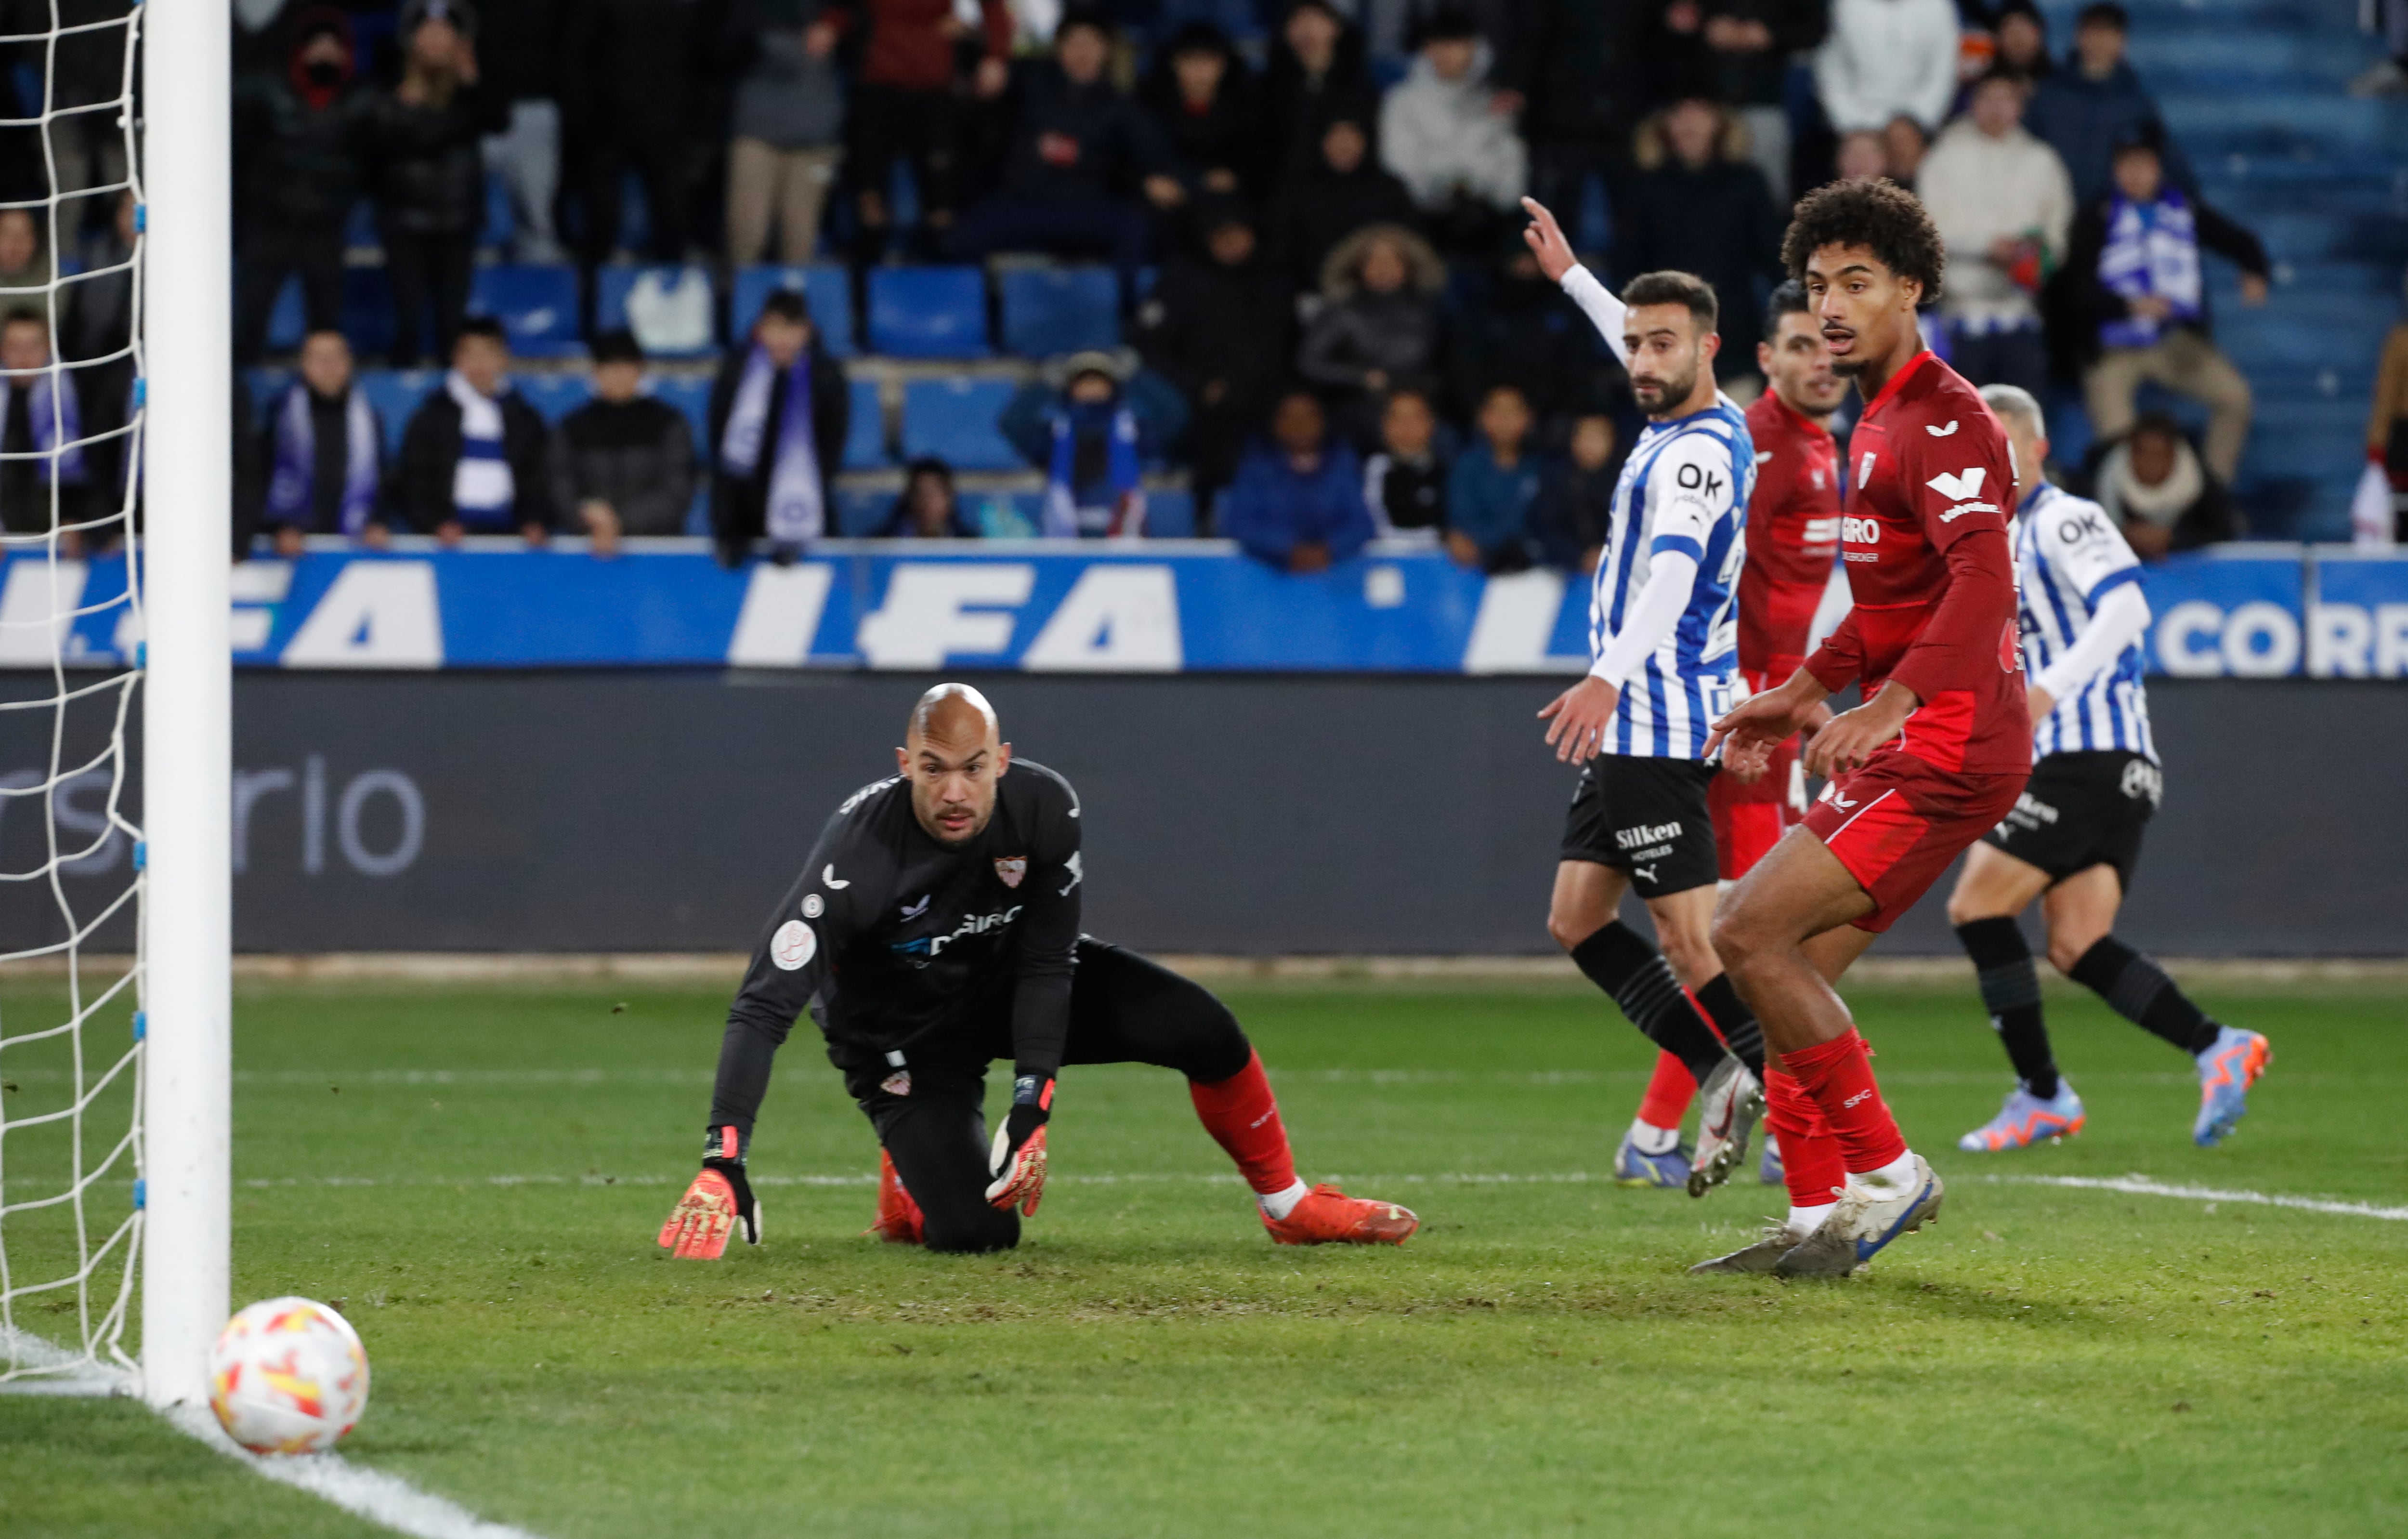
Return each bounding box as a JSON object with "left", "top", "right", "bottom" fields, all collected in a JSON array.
[{"left": 834, "top": 940, "right": 1254, "bottom": 1253}]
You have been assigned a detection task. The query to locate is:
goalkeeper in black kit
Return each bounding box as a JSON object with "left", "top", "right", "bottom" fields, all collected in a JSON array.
[{"left": 658, "top": 683, "right": 1419, "bottom": 1256}]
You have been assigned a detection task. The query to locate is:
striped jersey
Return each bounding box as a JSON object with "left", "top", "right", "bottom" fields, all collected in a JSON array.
[
  {"left": 1590, "top": 395, "right": 1755, "bottom": 758},
  {"left": 2015, "top": 481, "right": 2156, "bottom": 761}
]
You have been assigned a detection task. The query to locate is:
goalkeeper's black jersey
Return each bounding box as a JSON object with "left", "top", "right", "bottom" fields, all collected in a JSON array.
[{"left": 715, "top": 760, "right": 1084, "bottom": 1127}]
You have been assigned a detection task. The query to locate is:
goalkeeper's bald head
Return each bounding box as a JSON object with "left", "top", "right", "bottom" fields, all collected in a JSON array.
[
  {"left": 909, "top": 682, "right": 999, "bottom": 752},
  {"left": 901, "top": 684, "right": 1008, "bottom": 846}
]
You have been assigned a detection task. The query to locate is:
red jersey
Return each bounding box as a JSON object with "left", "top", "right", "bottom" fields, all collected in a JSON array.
[
  {"left": 1737, "top": 390, "right": 1842, "bottom": 681},
  {"left": 1805, "top": 352, "right": 2030, "bottom": 776}
]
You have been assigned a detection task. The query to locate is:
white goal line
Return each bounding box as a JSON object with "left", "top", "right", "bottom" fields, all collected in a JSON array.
[{"left": 1988, "top": 1172, "right": 2408, "bottom": 1222}]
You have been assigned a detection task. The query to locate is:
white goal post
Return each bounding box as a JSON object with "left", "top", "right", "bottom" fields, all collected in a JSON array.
[{"left": 139, "top": 0, "right": 232, "bottom": 1410}]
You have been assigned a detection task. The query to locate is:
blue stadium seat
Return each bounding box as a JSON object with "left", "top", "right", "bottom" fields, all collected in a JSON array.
[
  {"left": 997, "top": 266, "right": 1118, "bottom": 357},
  {"left": 341, "top": 266, "right": 395, "bottom": 357},
  {"left": 480, "top": 175, "right": 513, "bottom": 252},
  {"left": 731, "top": 265, "right": 855, "bottom": 357},
  {"left": 469, "top": 264, "right": 582, "bottom": 358},
  {"left": 1145, "top": 487, "right": 1195, "bottom": 538},
  {"left": 836, "top": 485, "right": 892, "bottom": 536},
  {"left": 515, "top": 373, "right": 592, "bottom": 423},
  {"left": 845, "top": 376, "right": 890, "bottom": 469},
  {"left": 265, "top": 278, "right": 306, "bottom": 353},
  {"left": 867, "top": 267, "right": 990, "bottom": 358},
  {"left": 592, "top": 265, "right": 718, "bottom": 357},
  {"left": 355, "top": 369, "right": 443, "bottom": 457},
  {"left": 900, "top": 377, "right": 1021, "bottom": 470},
  {"left": 649, "top": 374, "right": 714, "bottom": 451},
  {"left": 243, "top": 368, "right": 293, "bottom": 419}
]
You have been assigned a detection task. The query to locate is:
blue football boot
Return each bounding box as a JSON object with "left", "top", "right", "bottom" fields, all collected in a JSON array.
[
  {"left": 2194, "top": 1026, "right": 2271, "bottom": 1146},
  {"left": 1614, "top": 1132, "right": 1693, "bottom": 1188}
]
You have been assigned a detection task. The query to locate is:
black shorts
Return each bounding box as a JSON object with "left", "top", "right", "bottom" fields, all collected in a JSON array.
[
  {"left": 1982, "top": 750, "right": 2161, "bottom": 890},
  {"left": 1558, "top": 755, "right": 1720, "bottom": 899}
]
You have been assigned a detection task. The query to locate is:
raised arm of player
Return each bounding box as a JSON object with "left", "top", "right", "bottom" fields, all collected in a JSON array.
[
  {"left": 985, "top": 777, "right": 1082, "bottom": 1214},
  {"left": 661, "top": 815, "right": 868, "bottom": 1258},
  {"left": 1523, "top": 197, "right": 1630, "bottom": 369}
]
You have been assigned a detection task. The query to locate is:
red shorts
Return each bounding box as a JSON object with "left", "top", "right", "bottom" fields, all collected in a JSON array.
[
  {"left": 1802, "top": 749, "right": 2028, "bottom": 933},
  {"left": 1707, "top": 732, "right": 1805, "bottom": 881}
]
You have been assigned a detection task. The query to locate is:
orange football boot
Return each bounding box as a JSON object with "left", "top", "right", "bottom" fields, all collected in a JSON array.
[
  {"left": 1262, "top": 1184, "right": 1419, "bottom": 1245},
  {"left": 865, "top": 1149, "right": 925, "bottom": 1244}
]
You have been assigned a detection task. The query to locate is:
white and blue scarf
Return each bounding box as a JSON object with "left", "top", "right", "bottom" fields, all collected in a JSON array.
[
  {"left": 719, "top": 343, "right": 825, "bottom": 544},
  {"left": 446, "top": 370, "right": 514, "bottom": 526},
  {"left": 0, "top": 368, "right": 82, "bottom": 485},
  {"left": 2098, "top": 188, "right": 2203, "bottom": 350},
  {"left": 266, "top": 381, "right": 379, "bottom": 535},
  {"left": 1041, "top": 401, "right": 1144, "bottom": 538}
]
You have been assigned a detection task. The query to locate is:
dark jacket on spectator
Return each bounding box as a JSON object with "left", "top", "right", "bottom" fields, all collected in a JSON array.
[
  {"left": 553, "top": 395, "right": 697, "bottom": 537},
  {"left": 999, "top": 60, "right": 1172, "bottom": 200},
  {"left": 2054, "top": 189, "right": 2269, "bottom": 368},
  {"left": 1, "top": 0, "right": 129, "bottom": 112},
  {"left": 1259, "top": 16, "right": 1379, "bottom": 184},
  {"left": 251, "top": 384, "right": 388, "bottom": 535},
  {"left": 1612, "top": 151, "right": 1784, "bottom": 354},
  {"left": 1138, "top": 42, "right": 1268, "bottom": 200},
  {"left": 705, "top": 346, "right": 849, "bottom": 552},
  {"left": 366, "top": 78, "right": 490, "bottom": 237},
  {"left": 232, "top": 38, "right": 376, "bottom": 235},
  {"left": 997, "top": 372, "right": 1189, "bottom": 479},
  {"left": 391, "top": 385, "right": 560, "bottom": 532},
  {"left": 1451, "top": 260, "right": 1611, "bottom": 424},
  {"left": 2025, "top": 57, "right": 2197, "bottom": 207},
  {"left": 1298, "top": 290, "right": 1445, "bottom": 401},
  {"left": 1364, "top": 447, "right": 1447, "bottom": 538},
  {"left": 1697, "top": 0, "right": 1828, "bottom": 106},
  {"left": 1446, "top": 440, "right": 1545, "bottom": 569},
  {"left": 476, "top": 0, "right": 567, "bottom": 106},
  {"left": 1531, "top": 452, "right": 1618, "bottom": 569},
  {"left": 1264, "top": 150, "right": 1419, "bottom": 292},
  {"left": 1505, "top": 0, "right": 1642, "bottom": 145},
  {"left": 562, "top": 0, "right": 713, "bottom": 138},
  {"left": 1219, "top": 436, "right": 1373, "bottom": 568},
  {"left": 1135, "top": 250, "right": 1297, "bottom": 431}
]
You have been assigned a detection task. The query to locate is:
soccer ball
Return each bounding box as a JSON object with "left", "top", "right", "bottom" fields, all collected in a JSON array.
[{"left": 207, "top": 1297, "right": 370, "bottom": 1454}]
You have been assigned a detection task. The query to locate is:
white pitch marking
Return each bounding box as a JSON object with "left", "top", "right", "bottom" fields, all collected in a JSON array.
[
  {"left": 1990, "top": 1173, "right": 2408, "bottom": 1222},
  {"left": 162, "top": 1403, "right": 549, "bottom": 1539}
]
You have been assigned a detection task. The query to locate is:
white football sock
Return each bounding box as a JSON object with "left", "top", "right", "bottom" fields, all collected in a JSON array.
[
  {"left": 1628, "top": 1119, "right": 1682, "bottom": 1156},
  {"left": 1787, "top": 1202, "right": 1837, "bottom": 1233},
  {"left": 1257, "top": 1179, "right": 1310, "bottom": 1221},
  {"left": 1852, "top": 1150, "right": 1921, "bottom": 1193}
]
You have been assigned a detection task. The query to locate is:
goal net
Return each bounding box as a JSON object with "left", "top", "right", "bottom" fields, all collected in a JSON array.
[{"left": 0, "top": 0, "right": 147, "bottom": 1393}]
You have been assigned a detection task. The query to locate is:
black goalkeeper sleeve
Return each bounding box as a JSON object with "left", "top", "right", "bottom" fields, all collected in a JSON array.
[{"left": 1007, "top": 849, "right": 1082, "bottom": 1082}]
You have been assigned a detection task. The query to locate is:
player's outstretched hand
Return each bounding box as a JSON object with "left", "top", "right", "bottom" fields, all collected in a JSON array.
[
  {"left": 986, "top": 1075, "right": 1054, "bottom": 1216},
  {"left": 658, "top": 1155, "right": 761, "bottom": 1260},
  {"left": 1802, "top": 684, "right": 1915, "bottom": 779},
  {"left": 1707, "top": 684, "right": 1814, "bottom": 767},
  {"left": 1539, "top": 675, "right": 1620, "bottom": 763},
  {"left": 1520, "top": 197, "right": 1577, "bottom": 283}
]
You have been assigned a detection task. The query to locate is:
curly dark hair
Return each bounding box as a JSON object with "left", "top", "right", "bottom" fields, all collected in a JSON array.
[{"left": 1780, "top": 180, "right": 1946, "bottom": 305}]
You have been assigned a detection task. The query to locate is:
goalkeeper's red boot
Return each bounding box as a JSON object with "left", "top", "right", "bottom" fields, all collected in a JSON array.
[
  {"left": 1262, "top": 1184, "right": 1419, "bottom": 1246},
  {"left": 865, "top": 1149, "right": 924, "bottom": 1245}
]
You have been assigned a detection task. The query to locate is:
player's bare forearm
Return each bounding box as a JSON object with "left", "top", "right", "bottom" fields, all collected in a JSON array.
[
  {"left": 1539, "top": 675, "right": 1620, "bottom": 763},
  {"left": 1804, "top": 680, "right": 1918, "bottom": 779}
]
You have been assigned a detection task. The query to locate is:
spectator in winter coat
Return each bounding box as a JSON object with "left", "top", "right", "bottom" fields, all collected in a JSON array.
[
  {"left": 0, "top": 310, "right": 87, "bottom": 546},
  {"left": 998, "top": 351, "right": 1187, "bottom": 538},
  {"left": 945, "top": 10, "right": 1182, "bottom": 280},
  {"left": 1443, "top": 382, "right": 1543, "bottom": 571},
  {"left": 1298, "top": 224, "right": 1448, "bottom": 447},
  {"left": 1361, "top": 386, "right": 1448, "bottom": 542},
  {"left": 707, "top": 289, "right": 850, "bottom": 565},
  {"left": 1138, "top": 22, "right": 1267, "bottom": 203},
  {"left": 878, "top": 457, "right": 981, "bottom": 538},
  {"left": 1220, "top": 389, "right": 1374, "bottom": 572},
  {"left": 2092, "top": 413, "right": 2241, "bottom": 556},
  {"left": 255, "top": 329, "right": 386, "bottom": 556},
  {"left": 1614, "top": 98, "right": 1784, "bottom": 371},
  {"left": 724, "top": 0, "right": 848, "bottom": 264},
  {"left": 840, "top": 0, "right": 1012, "bottom": 260},
  {"left": 1918, "top": 70, "right": 2075, "bottom": 398},
  {"left": 1531, "top": 411, "right": 1620, "bottom": 571},
  {"left": 1263, "top": 116, "right": 1420, "bottom": 292},
  {"left": 2026, "top": 1, "right": 2196, "bottom": 206},
  {"left": 1500, "top": 0, "right": 1640, "bottom": 235},
  {"left": 392, "top": 317, "right": 557, "bottom": 544},
  {"left": 1689, "top": 0, "right": 1830, "bottom": 205},
  {"left": 65, "top": 193, "right": 136, "bottom": 499},
  {"left": 367, "top": 0, "right": 488, "bottom": 368},
  {"left": 1134, "top": 207, "right": 1296, "bottom": 516},
  {"left": 231, "top": 8, "right": 373, "bottom": 363},
  {"left": 2063, "top": 134, "right": 2268, "bottom": 481},
  {"left": 1, "top": 0, "right": 131, "bottom": 200},
  {"left": 1260, "top": 0, "right": 1381, "bottom": 188},
  {"left": 1378, "top": 11, "right": 1527, "bottom": 252},
  {"left": 553, "top": 330, "right": 696, "bottom": 554},
  {"left": 1449, "top": 239, "right": 1606, "bottom": 430},
  {"left": 475, "top": 0, "right": 567, "bottom": 262},
  {"left": 1814, "top": 0, "right": 1959, "bottom": 136},
  {"left": 562, "top": 0, "right": 712, "bottom": 264}
]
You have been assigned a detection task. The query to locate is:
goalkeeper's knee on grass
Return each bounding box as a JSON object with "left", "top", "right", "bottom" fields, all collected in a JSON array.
[{"left": 658, "top": 1126, "right": 762, "bottom": 1260}]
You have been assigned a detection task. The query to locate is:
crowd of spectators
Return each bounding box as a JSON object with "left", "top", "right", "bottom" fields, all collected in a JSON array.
[{"left": 0, "top": 0, "right": 2288, "bottom": 565}]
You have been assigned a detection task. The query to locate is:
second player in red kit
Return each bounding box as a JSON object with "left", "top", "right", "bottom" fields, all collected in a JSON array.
[{"left": 1699, "top": 180, "right": 2030, "bottom": 1278}]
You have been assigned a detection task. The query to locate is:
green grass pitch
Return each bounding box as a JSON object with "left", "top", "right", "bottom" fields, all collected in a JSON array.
[{"left": 4, "top": 973, "right": 2406, "bottom": 1538}]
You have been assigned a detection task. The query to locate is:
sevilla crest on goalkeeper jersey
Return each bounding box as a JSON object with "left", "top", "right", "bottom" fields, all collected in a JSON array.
[{"left": 1589, "top": 396, "right": 1756, "bottom": 759}]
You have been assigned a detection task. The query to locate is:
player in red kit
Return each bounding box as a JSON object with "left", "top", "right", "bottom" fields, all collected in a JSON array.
[
  {"left": 1702, "top": 180, "right": 2030, "bottom": 1278},
  {"left": 1618, "top": 281, "right": 1849, "bottom": 1197}
]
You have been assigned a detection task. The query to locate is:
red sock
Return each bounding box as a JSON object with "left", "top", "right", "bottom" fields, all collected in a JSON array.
[
  {"left": 1778, "top": 1028, "right": 1908, "bottom": 1174},
  {"left": 1636, "top": 1050, "right": 1696, "bottom": 1129},
  {"left": 1189, "top": 1050, "right": 1299, "bottom": 1196},
  {"left": 1763, "top": 1067, "right": 1847, "bottom": 1208}
]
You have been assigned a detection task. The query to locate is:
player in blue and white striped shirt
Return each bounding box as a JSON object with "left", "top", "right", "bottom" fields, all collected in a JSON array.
[
  {"left": 1521, "top": 198, "right": 1769, "bottom": 1197},
  {"left": 1946, "top": 385, "right": 2270, "bottom": 1154}
]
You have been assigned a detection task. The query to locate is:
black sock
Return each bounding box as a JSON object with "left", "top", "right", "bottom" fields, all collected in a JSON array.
[
  {"left": 1955, "top": 917, "right": 2058, "bottom": 1099},
  {"left": 2068, "top": 936, "right": 2221, "bottom": 1056},
  {"left": 1693, "top": 973, "right": 1765, "bottom": 1079},
  {"left": 1570, "top": 921, "right": 1728, "bottom": 1083}
]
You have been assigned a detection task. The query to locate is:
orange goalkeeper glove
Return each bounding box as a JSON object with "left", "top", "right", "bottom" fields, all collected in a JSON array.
[
  {"left": 657, "top": 1127, "right": 761, "bottom": 1259},
  {"left": 984, "top": 1075, "right": 1053, "bottom": 1215}
]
